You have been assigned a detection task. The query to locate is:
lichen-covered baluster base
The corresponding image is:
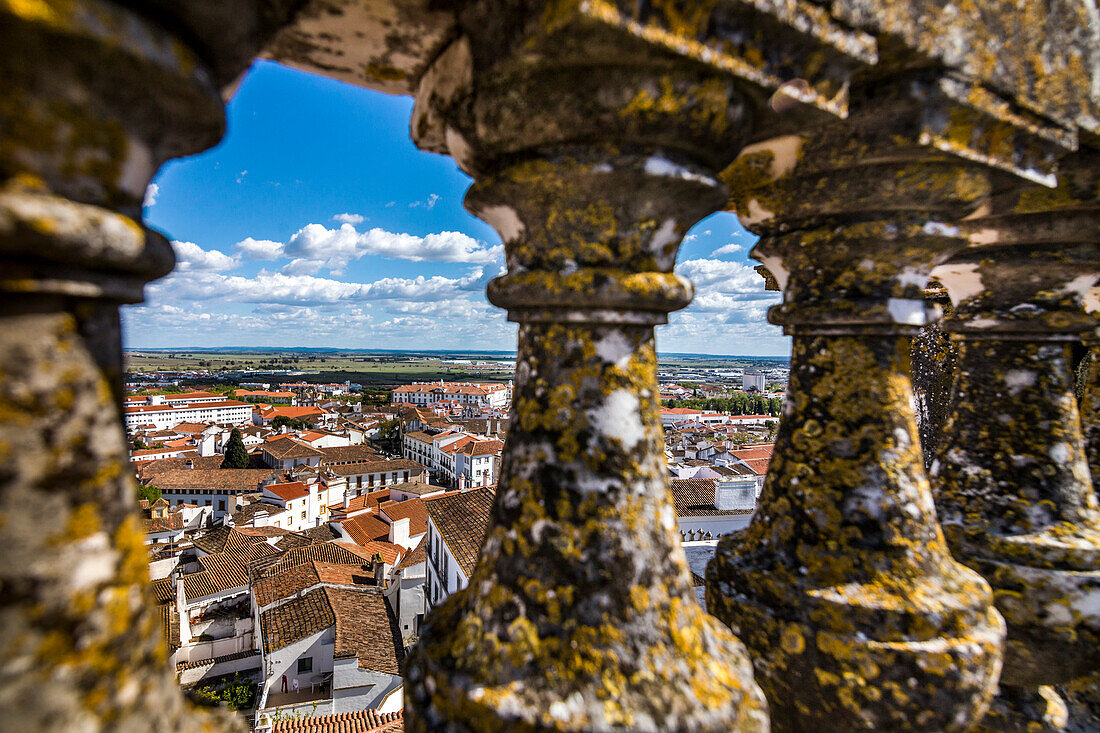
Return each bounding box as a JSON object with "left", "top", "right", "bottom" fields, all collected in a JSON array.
[
  {"left": 933, "top": 337, "right": 1100, "bottom": 729},
  {"left": 0, "top": 301, "right": 238, "bottom": 731},
  {"left": 1080, "top": 343, "right": 1100, "bottom": 484},
  {"left": 977, "top": 685, "right": 1070, "bottom": 732},
  {"left": 709, "top": 331, "right": 1004, "bottom": 731},
  {"left": 405, "top": 149, "right": 767, "bottom": 730},
  {"left": 407, "top": 320, "right": 767, "bottom": 731}
]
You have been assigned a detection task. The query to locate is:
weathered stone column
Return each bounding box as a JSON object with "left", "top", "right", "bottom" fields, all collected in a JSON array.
[
  {"left": 910, "top": 282, "right": 958, "bottom": 469},
  {"left": 0, "top": 1, "right": 232, "bottom": 729},
  {"left": 706, "top": 81, "right": 1008, "bottom": 731},
  {"left": 402, "top": 16, "right": 773, "bottom": 727},
  {"left": 1080, "top": 341, "right": 1100, "bottom": 484},
  {"left": 930, "top": 150, "right": 1100, "bottom": 731}
]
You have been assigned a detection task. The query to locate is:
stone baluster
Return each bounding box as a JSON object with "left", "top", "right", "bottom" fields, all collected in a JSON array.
[
  {"left": 930, "top": 149, "right": 1100, "bottom": 731},
  {"left": 0, "top": 1, "right": 232, "bottom": 729},
  {"left": 706, "top": 80, "right": 1008, "bottom": 731},
  {"left": 403, "top": 30, "right": 770, "bottom": 731},
  {"left": 1080, "top": 339, "right": 1100, "bottom": 484}
]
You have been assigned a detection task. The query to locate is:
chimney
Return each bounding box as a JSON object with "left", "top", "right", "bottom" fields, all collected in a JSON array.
[
  {"left": 457, "top": 473, "right": 466, "bottom": 491},
  {"left": 184, "top": 458, "right": 194, "bottom": 469},
  {"left": 390, "top": 517, "right": 411, "bottom": 549},
  {"left": 715, "top": 480, "right": 754, "bottom": 512}
]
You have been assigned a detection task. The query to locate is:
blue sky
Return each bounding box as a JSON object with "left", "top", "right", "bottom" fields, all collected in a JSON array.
[{"left": 124, "top": 60, "right": 789, "bottom": 356}]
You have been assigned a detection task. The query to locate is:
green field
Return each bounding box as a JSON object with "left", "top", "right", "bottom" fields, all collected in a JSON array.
[
  {"left": 123, "top": 348, "right": 789, "bottom": 389},
  {"left": 124, "top": 350, "right": 516, "bottom": 388}
]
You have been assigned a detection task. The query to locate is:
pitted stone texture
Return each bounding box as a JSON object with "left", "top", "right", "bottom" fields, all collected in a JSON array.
[
  {"left": 1059, "top": 672, "right": 1100, "bottom": 733},
  {"left": 407, "top": 322, "right": 768, "bottom": 731},
  {"left": 710, "top": 89, "right": 1006, "bottom": 731},
  {"left": 910, "top": 287, "right": 957, "bottom": 470},
  {"left": 408, "top": 145, "right": 767, "bottom": 729},
  {"left": 932, "top": 338, "right": 1100, "bottom": 687},
  {"left": 261, "top": 0, "right": 456, "bottom": 96},
  {"left": 0, "top": 0, "right": 225, "bottom": 213},
  {"left": 976, "top": 685, "right": 1069, "bottom": 733},
  {"left": 0, "top": 304, "right": 240, "bottom": 732},
  {"left": 709, "top": 333, "right": 1004, "bottom": 731},
  {"left": 1083, "top": 345, "right": 1100, "bottom": 498}
]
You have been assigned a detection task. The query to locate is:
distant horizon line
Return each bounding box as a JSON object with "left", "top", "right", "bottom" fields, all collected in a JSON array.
[{"left": 123, "top": 346, "right": 792, "bottom": 360}]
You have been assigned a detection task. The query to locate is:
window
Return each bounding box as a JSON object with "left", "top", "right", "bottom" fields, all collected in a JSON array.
[
  {"left": 218, "top": 500, "right": 225, "bottom": 512},
  {"left": 297, "top": 657, "right": 313, "bottom": 674},
  {"left": 300, "top": 511, "right": 306, "bottom": 520}
]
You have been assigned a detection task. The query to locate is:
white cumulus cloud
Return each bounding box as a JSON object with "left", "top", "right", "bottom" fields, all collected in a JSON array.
[
  {"left": 170, "top": 241, "right": 238, "bottom": 272},
  {"left": 710, "top": 242, "right": 743, "bottom": 256},
  {"left": 285, "top": 223, "right": 502, "bottom": 269},
  {"left": 143, "top": 183, "right": 159, "bottom": 208},
  {"left": 332, "top": 213, "right": 365, "bottom": 225},
  {"left": 234, "top": 237, "right": 285, "bottom": 260}
]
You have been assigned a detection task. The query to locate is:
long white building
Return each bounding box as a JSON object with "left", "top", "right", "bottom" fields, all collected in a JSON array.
[
  {"left": 392, "top": 381, "right": 511, "bottom": 410},
  {"left": 124, "top": 395, "right": 253, "bottom": 431}
]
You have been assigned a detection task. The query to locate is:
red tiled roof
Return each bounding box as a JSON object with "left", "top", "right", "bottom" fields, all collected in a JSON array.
[
  {"left": 341, "top": 513, "right": 391, "bottom": 545},
  {"left": 423, "top": 487, "right": 495, "bottom": 578},
  {"left": 266, "top": 481, "right": 311, "bottom": 501},
  {"left": 125, "top": 399, "right": 249, "bottom": 414},
  {"left": 271, "top": 709, "right": 403, "bottom": 733},
  {"left": 378, "top": 499, "right": 427, "bottom": 537}
]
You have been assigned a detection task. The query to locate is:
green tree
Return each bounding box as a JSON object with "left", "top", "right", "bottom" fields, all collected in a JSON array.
[
  {"left": 137, "top": 483, "right": 161, "bottom": 504},
  {"left": 271, "top": 415, "right": 309, "bottom": 431},
  {"left": 221, "top": 428, "right": 249, "bottom": 469}
]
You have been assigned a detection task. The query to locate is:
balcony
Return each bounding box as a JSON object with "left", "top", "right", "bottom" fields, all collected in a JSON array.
[{"left": 0, "top": 1, "right": 1098, "bottom": 732}]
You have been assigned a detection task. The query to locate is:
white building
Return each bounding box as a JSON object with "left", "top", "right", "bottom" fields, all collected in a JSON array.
[
  {"left": 254, "top": 577, "right": 404, "bottom": 722},
  {"left": 392, "top": 381, "right": 511, "bottom": 410},
  {"left": 743, "top": 370, "right": 767, "bottom": 392},
  {"left": 260, "top": 477, "right": 348, "bottom": 532},
  {"left": 671, "top": 477, "right": 757, "bottom": 541},
  {"left": 124, "top": 396, "right": 252, "bottom": 431},
  {"left": 423, "top": 487, "right": 494, "bottom": 610}
]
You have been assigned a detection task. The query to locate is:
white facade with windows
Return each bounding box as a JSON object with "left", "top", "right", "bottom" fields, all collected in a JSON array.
[{"left": 124, "top": 398, "right": 252, "bottom": 431}]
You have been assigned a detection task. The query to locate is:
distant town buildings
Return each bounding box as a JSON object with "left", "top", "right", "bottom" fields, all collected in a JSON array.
[
  {"left": 742, "top": 370, "right": 767, "bottom": 392},
  {"left": 392, "top": 380, "right": 511, "bottom": 411}
]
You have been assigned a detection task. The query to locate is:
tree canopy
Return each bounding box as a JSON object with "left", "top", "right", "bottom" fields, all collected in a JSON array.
[{"left": 221, "top": 428, "right": 250, "bottom": 469}]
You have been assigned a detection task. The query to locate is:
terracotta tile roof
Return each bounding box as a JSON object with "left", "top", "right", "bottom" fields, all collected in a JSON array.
[
  {"left": 341, "top": 513, "right": 391, "bottom": 545},
  {"left": 125, "top": 399, "right": 249, "bottom": 414},
  {"left": 385, "top": 481, "right": 446, "bottom": 497},
  {"left": 324, "top": 459, "right": 426, "bottom": 477},
  {"left": 260, "top": 588, "right": 335, "bottom": 652},
  {"left": 739, "top": 458, "right": 771, "bottom": 475},
  {"left": 670, "top": 479, "right": 755, "bottom": 518},
  {"left": 463, "top": 439, "right": 504, "bottom": 456},
  {"left": 266, "top": 481, "right": 311, "bottom": 501},
  {"left": 355, "top": 540, "right": 403, "bottom": 566},
  {"left": 272, "top": 709, "right": 403, "bottom": 733},
  {"left": 264, "top": 436, "right": 325, "bottom": 460},
  {"left": 424, "top": 487, "right": 495, "bottom": 578},
  {"left": 332, "top": 492, "right": 381, "bottom": 516},
  {"left": 176, "top": 649, "right": 259, "bottom": 671},
  {"left": 317, "top": 445, "right": 385, "bottom": 465},
  {"left": 148, "top": 468, "right": 274, "bottom": 494},
  {"left": 253, "top": 561, "right": 374, "bottom": 608},
  {"left": 730, "top": 445, "right": 775, "bottom": 461},
  {"left": 260, "top": 405, "right": 326, "bottom": 420},
  {"left": 159, "top": 604, "right": 180, "bottom": 653},
  {"left": 254, "top": 542, "right": 378, "bottom": 580},
  {"left": 395, "top": 542, "right": 426, "bottom": 572},
  {"left": 378, "top": 498, "right": 428, "bottom": 536},
  {"left": 403, "top": 431, "right": 434, "bottom": 442},
  {"left": 183, "top": 552, "right": 249, "bottom": 601},
  {"left": 326, "top": 586, "right": 404, "bottom": 673},
  {"left": 135, "top": 455, "right": 225, "bottom": 478},
  {"left": 150, "top": 577, "right": 175, "bottom": 605},
  {"left": 230, "top": 501, "right": 285, "bottom": 526}
]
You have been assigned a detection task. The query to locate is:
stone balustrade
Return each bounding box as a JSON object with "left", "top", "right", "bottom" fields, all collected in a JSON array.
[{"left": 1, "top": 1, "right": 1099, "bottom": 731}]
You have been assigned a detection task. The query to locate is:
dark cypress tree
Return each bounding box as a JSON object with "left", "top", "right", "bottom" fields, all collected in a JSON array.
[{"left": 221, "top": 428, "right": 249, "bottom": 469}]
